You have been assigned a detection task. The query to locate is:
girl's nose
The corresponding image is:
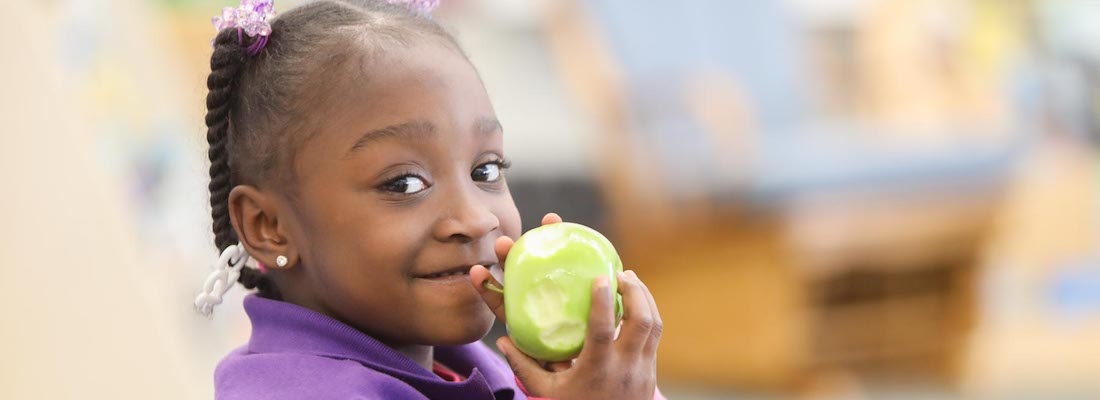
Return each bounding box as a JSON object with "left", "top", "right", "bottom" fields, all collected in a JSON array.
[{"left": 433, "top": 185, "right": 500, "bottom": 243}]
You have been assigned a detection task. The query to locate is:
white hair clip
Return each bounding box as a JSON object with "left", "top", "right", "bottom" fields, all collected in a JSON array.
[{"left": 194, "top": 242, "right": 252, "bottom": 316}]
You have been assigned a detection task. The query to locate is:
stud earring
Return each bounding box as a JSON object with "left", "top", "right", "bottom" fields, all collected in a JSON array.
[{"left": 276, "top": 255, "right": 288, "bottom": 268}]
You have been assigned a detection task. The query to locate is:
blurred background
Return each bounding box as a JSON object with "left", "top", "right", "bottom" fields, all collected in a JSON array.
[{"left": 2, "top": 0, "right": 1099, "bottom": 398}]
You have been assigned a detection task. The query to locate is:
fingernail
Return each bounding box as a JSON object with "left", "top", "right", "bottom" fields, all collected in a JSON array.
[
  {"left": 596, "top": 276, "right": 611, "bottom": 298},
  {"left": 495, "top": 338, "right": 506, "bottom": 353},
  {"left": 627, "top": 270, "right": 638, "bottom": 280},
  {"left": 617, "top": 271, "right": 628, "bottom": 282},
  {"left": 595, "top": 275, "right": 609, "bottom": 288},
  {"left": 596, "top": 276, "right": 612, "bottom": 301}
]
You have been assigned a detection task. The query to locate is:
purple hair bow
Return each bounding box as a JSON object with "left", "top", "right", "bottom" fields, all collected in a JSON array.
[
  {"left": 210, "top": 0, "right": 440, "bottom": 56},
  {"left": 212, "top": 0, "right": 276, "bottom": 56}
]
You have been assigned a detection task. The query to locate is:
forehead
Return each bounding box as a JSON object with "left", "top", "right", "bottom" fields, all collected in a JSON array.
[
  {"left": 293, "top": 40, "right": 496, "bottom": 174},
  {"left": 347, "top": 40, "right": 477, "bottom": 105}
]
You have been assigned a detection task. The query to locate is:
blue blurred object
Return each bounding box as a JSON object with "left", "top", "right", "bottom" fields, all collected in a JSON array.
[
  {"left": 587, "top": 0, "right": 808, "bottom": 130},
  {"left": 584, "top": 0, "right": 1034, "bottom": 204},
  {"left": 1049, "top": 255, "right": 1100, "bottom": 321}
]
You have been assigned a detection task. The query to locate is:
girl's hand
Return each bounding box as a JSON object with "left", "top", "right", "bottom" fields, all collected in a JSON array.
[
  {"left": 498, "top": 270, "right": 662, "bottom": 400},
  {"left": 469, "top": 212, "right": 563, "bottom": 326},
  {"left": 470, "top": 213, "right": 663, "bottom": 399},
  {"left": 470, "top": 213, "right": 574, "bottom": 371}
]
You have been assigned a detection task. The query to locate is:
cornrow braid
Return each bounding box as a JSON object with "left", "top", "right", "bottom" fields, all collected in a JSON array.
[
  {"left": 205, "top": 29, "right": 243, "bottom": 252},
  {"left": 204, "top": 28, "right": 276, "bottom": 297}
]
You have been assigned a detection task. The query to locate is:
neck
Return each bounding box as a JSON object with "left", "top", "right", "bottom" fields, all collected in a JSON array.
[
  {"left": 391, "top": 343, "right": 434, "bottom": 371},
  {"left": 277, "top": 286, "right": 436, "bottom": 370}
]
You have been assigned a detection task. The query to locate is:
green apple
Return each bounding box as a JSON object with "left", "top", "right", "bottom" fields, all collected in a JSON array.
[{"left": 501, "top": 222, "right": 624, "bottom": 361}]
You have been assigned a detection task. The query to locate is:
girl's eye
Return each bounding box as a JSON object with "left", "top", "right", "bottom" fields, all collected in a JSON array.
[
  {"left": 472, "top": 162, "right": 505, "bottom": 183},
  {"left": 381, "top": 175, "right": 428, "bottom": 194}
]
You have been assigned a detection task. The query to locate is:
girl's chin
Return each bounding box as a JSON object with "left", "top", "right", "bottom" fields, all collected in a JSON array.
[{"left": 431, "top": 312, "right": 496, "bottom": 346}]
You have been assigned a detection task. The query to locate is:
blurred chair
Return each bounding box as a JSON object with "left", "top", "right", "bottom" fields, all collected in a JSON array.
[{"left": 542, "top": 0, "right": 1031, "bottom": 392}]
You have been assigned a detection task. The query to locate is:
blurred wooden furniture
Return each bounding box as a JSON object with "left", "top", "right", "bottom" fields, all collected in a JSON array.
[{"left": 541, "top": 0, "right": 1014, "bottom": 392}]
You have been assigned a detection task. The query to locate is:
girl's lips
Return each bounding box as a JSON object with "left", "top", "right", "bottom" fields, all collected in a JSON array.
[
  {"left": 416, "top": 262, "right": 496, "bottom": 280},
  {"left": 417, "top": 271, "right": 471, "bottom": 283},
  {"left": 419, "top": 268, "right": 470, "bottom": 280}
]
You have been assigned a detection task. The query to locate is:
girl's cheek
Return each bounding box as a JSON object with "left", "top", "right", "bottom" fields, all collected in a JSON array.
[{"left": 500, "top": 199, "right": 523, "bottom": 237}]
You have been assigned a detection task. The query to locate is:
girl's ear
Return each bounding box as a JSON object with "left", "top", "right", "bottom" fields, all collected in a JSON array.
[{"left": 228, "top": 185, "right": 299, "bottom": 270}]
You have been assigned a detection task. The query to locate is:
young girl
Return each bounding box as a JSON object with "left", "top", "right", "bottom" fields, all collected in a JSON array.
[{"left": 194, "top": 1, "right": 664, "bottom": 398}]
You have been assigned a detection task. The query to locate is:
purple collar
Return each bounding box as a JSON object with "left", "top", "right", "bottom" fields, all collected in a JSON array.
[{"left": 242, "top": 294, "right": 520, "bottom": 399}]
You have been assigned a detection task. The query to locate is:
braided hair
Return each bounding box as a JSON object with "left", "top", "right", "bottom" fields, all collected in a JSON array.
[{"left": 202, "top": 0, "right": 461, "bottom": 299}]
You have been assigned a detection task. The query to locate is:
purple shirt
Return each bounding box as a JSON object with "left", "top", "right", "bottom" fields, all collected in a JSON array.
[{"left": 215, "top": 295, "right": 526, "bottom": 400}]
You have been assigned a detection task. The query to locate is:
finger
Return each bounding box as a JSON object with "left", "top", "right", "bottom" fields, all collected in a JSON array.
[
  {"left": 615, "top": 270, "right": 656, "bottom": 354},
  {"left": 629, "top": 270, "right": 663, "bottom": 357},
  {"left": 497, "top": 337, "right": 552, "bottom": 395},
  {"left": 577, "top": 275, "right": 615, "bottom": 365},
  {"left": 541, "top": 212, "right": 563, "bottom": 225},
  {"left": 495, "top": 236, "right": 514, "bottom": 267},
  {"left": 470, "top": 265, "right": 507, "bottom": 323}
]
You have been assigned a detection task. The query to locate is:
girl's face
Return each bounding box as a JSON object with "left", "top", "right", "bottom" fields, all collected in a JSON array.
[{"left": 278, "top": 41, "right": 521, "bottom": 347}]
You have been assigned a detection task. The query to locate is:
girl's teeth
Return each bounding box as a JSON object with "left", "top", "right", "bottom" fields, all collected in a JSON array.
[{"left": 426, "top": 270, "right": 468, "bottom": 278}]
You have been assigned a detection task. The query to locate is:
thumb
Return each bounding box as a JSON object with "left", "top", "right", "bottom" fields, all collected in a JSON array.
[
  {"left": 496, "top": 337, "right": 551, "bottom": 395},
  {"left": 470, "top": 265, "right": 507, "bottom": 323},
  {"left": 494, "top": 236, "right": 514, "bottom": 267}
]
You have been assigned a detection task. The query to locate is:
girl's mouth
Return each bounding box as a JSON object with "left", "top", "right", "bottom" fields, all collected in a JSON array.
[
  {"left": 416, "top": 262, "right": 495, "bottom": 280},
  {"left": 420, "top": 269, "right": 470, "bottom": 279}
]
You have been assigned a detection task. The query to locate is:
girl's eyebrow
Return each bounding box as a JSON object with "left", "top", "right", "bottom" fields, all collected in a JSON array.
[
  {"left": 345, "top": 119, "right": 436, "bottom": 158},
  {"left": 345, "top": 117, "right": 503, "bottom": 158}
]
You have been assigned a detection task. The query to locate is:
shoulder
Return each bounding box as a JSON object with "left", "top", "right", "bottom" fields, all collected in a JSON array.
[{"left": 214, "top": 347, "right": 425, "bottom": 400}]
